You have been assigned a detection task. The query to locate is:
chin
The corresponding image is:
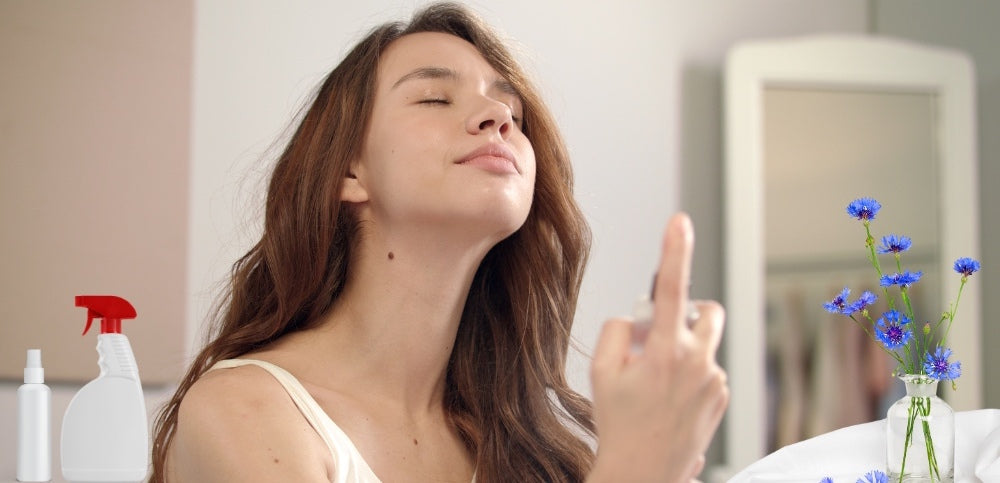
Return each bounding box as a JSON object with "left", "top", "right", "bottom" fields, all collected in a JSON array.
[
  {"left": 451, "top": 194, "right": 532, "bottom": 248},
  {"left": 492, "top": 211, "right": 530, "bottom": 242},
  {"left": 478, "top": 206, "right": 531, "bottom": 242}
]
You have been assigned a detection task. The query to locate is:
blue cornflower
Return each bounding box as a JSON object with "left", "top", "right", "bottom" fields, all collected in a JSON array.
[
  {"left": 875, "top": 310, "right": 913, "bottom": 350},
  {"left": 823, "top": 287, "right": 850, "bottom": 314},
  {"left": 924, "top": 347, "right": 962, "bottom": 380},
  {"left": 846, "top": 197, "right": 881, "bottom": 221},
  {"left": 877, "top": 234, "right": 912, "bottom": 254},
  {"left": 953, "top": 257, "right": 981, "bottom": 277},
  {"left": 819, "top": 478, "right": 833, "bottom": 483},
  {"left": 857, "top": 470, "right": 888, "bottom": 483},
  {"left": 845, "top": 291, "right": 877, "bottom": 315},
  {"left": 879, "top": 270, "right": 923, "bottom": 288}
]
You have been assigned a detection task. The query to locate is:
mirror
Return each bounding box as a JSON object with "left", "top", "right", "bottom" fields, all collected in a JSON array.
[{"left": 723, "top": 35, "right": 981, "bottom": 470}]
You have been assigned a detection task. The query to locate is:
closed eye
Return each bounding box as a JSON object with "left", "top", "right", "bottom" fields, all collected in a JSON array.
[
  {"left": 509, "top": 109, "right": 523, "bottom": 128},
  {"left": 510, "top": 108, "right": 522, "bottom": 125},
  {"left": 419, "top": 98, "right": 450, "bottom": 105},
  {"left": 502, "top": 100, "right": 524, "bottom": 128}
]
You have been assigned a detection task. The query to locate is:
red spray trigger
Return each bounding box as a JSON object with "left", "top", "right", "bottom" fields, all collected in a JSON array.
[{"left": 75, "top": 295, "right": 137, "bottom": 335}]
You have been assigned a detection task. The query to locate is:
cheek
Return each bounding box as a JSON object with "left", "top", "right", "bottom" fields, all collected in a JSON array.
[
  {"left": 373, "top": 114, "right": 445, "bottom": 161},
  {"left": 362, "top": 120, "right": 415, "bottom": 179},
  {"left": 526, "top": 157, "right": 538, "bottom": 190},
  {"left": 520, "top": 139, "right": 538, "bottom": 188},
  {"left": 360, "top": 125, "right": 444, "bottom": 203}
]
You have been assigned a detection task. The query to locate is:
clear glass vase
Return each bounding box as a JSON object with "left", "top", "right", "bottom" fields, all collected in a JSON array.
[{"left": 885, "top": 375, "right": 955, "bottom": 482}]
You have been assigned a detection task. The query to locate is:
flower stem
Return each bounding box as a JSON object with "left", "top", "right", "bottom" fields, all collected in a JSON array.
[
  {"left": 940, "top": 278, "right": 967, "bottom": 348},
  {"left": 902, "top": 344, "right": 916, "bottom": 376},
  {"left": 865, "top": 223, "right": 897, "bottom": 312},
  {"left": 865, "top": 222, "right": 884, "bottom": 277},
  {"left": 899, "top": 398, "right": 917, "bottom": 483},
  {"left": 900, "top": 285, "right": 920, "bottom": 366},
  {"left": 920, "top": 397, "right": 941, "bottom": 482}
]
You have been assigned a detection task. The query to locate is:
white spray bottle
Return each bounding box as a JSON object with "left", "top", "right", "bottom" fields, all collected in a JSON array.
[
  {"left": 17, "top": 349, "right": 51, "bottom": 482},
  {"left": 61, "top": 295, "right": 148, "bottom": 482}
]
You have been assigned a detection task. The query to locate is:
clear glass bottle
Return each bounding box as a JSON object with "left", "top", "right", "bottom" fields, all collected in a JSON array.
[{"left": 886, "top": 375, "right": 954, "bottom": 483}]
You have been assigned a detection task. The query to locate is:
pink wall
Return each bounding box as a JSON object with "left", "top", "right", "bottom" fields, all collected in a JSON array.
[{"left": 0, "top": 1, "right": 193, "bottom": 384}]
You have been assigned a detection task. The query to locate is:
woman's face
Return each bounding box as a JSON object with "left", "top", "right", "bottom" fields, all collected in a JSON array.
[{"left": 350, "top": 32, "right": 536, "bottom": 244}]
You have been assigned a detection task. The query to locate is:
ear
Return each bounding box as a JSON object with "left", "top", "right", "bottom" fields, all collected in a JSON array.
[{"left": 339, "top": 162, "right": 369, "bottom": 203}]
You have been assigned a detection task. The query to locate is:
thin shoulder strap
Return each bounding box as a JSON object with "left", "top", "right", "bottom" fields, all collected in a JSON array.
[
  {"left": 207, "top": 359, "right": 381, "bottom": 483},
  {"left": 208, "top": 359, "right": 341, "bottom": 450}
]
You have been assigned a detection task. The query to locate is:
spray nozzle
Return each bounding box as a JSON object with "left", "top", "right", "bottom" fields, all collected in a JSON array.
[
  {"left": 26, "top": 349, "right": 41, "bottom": 368},
  {"left": 23, "top": 349, "right": 44, "bottom": 383},
  {"left": 75, "top": 295, "right": 137, "bottom": 335}
]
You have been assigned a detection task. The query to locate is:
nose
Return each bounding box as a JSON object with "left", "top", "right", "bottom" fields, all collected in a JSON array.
[{"left": 466, "top": 97, "right": 513, "bottom": 138}]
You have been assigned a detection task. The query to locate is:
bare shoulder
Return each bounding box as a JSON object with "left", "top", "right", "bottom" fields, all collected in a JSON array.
[{"left": 166, "top": 363, "right": 332, "bottom": 482}]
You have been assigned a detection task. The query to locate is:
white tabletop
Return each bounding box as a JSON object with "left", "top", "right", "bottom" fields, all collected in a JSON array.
[{"left": 729, "top": 409, "right": 1000, "bottom": 482}]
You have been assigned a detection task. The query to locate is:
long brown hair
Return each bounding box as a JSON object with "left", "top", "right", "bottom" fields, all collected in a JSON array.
[{"left": 151, "top": 3, "right": 594, "bottom": 481}]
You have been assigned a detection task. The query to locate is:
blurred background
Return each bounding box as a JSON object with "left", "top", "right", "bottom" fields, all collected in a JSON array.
[{"left": 1, "top": 1, "right": 997, "bottom": 481}]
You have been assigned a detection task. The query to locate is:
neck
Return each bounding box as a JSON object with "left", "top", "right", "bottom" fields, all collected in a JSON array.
[{"left": 303, "top": 220, "right": 504, "bottom": 416}]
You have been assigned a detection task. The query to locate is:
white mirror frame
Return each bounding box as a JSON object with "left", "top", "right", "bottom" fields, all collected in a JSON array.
[{"left": 723, "top": 35, "right": 981, "bottom": 470}]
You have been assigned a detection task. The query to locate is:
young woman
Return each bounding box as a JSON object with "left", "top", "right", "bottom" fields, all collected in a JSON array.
[{"left": 152, "top": 3, "right": 727, "bottom": 482}]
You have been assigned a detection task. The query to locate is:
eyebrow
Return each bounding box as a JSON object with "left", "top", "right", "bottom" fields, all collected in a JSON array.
[
  {"left": 392, "top": 66, "right": 458, "bottom": 89},
  {"left": 391, "top": 66, "right": 521, "bottom": 99},
  {"left": 494, "top": 78, "right": 519, "bottom": 97}
]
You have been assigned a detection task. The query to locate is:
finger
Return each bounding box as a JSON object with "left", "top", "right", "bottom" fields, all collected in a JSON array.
[
  {"left": 647, "top": 213, "right": 695, "bottom": 348},
  {"left": 695, "top": 368, "right": 730, "bottom": 448},
  {"left": 591, "top": 318, "right": 633, "bottom": 382},
  {"left": 690, "top": 300, "right": 725, "bottom": 354},
  {"left": 689, "top": 454, "right": 706, "bottom": 481},
  {"left": 710, "top": 373, "right": 731, "bottom": 429}
]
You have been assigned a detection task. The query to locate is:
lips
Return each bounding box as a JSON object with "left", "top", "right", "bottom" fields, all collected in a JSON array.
[{"left": 456, "top": 143, "right": 519, "bottom": 175}]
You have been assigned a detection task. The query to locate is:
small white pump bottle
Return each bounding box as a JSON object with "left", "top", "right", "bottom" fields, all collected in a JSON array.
[{"left": 17, "top": 348, "right": 52, "bottom": 482}]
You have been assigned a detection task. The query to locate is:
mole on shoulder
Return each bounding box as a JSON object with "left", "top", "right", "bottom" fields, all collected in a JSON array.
[{"left": 413, "top": 438, "right": 418, "bottom": 445}]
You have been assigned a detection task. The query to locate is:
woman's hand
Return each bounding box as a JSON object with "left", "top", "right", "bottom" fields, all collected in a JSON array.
[{"left": 589, "top": 213, "right": 729, "bottom": 483}]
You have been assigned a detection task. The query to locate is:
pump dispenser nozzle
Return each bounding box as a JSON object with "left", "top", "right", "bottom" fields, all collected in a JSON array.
[
  {"left": 24, "top": 349, "right": 44, "bottom": 384},
  {"left": 74, "top": 295, "right": 136, "bottom": 335}
]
